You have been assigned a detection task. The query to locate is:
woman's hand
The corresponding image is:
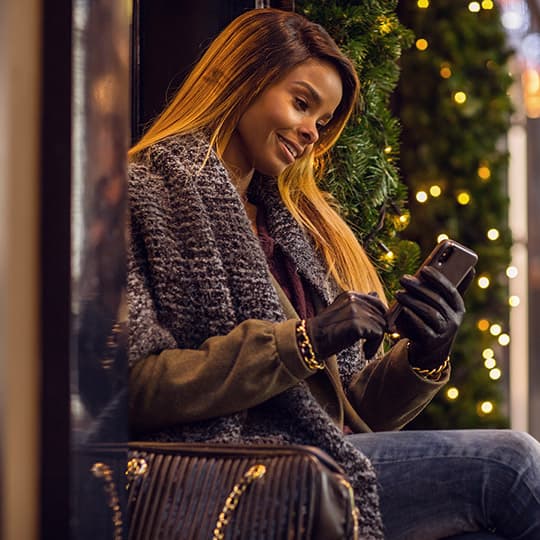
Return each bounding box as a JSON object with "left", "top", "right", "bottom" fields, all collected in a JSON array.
[
  {"left": 305, "top": 291, "right": 387, "bottom": 360},
  {"left": 391, "top": 266, "right": 474, "bottom": 369}
]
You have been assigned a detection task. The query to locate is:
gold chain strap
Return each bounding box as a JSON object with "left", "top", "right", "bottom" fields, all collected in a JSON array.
[
  {"left": 90, "top": 462, "right": 123, "bottom": 540},
  {"left": 212, "top": 464, "right": 267, "bottom": 540},
  {"left": 126, "top": 457, "right": 149, "bottom": 489},
  {"left": 340, "top": 477, "right": 360, "bottom": 540}
]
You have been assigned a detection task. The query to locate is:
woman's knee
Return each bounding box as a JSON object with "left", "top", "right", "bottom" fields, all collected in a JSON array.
[{"left": 488, "top": 430, "right": 540, "bottom": 465}]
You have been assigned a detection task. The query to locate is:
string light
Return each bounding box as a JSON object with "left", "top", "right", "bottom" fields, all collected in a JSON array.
[
  {"left": 417, "top": 0, "right": 429, "bottom": 7},
  {"left": 477, "top": 319, "right": 490, "bottom": 331},
  {"left": 437, "top": 233, "right": 449, "bottom": 243},
  {"left": 478, "top": 164, "right": 491, "bottom": 180},
  {"left": 489, "top": 323, "right": 502, "bottom": 336},
  {"left": 457, "top": 191, "right": 471, "bottom": 205},
  {"left": 477, "top": 275, "right": 490, "bottom": 289},
  {"left": 482, "top": 348, "right": 494, "bottom": 359},
  {"left": 506, "top": 266, "right": 518, "bottom": 279},
  {"left": 478, "top": 401, "right": 494, "bottom": 415},
  {"left": 393, "top": 212, "right": 410, "bottom": 231},
  {"left": 440, "top": 64, "right": 452, "bottom": 79},
  {"left": 446, "top": 387, "right": 459, "bottom": 400},
  {"left": 416, "top": 38, "right": 429, "bottom": 51},
  {"left": 429, "top": 185, "right": 442, "bottom": 197},
  {"left": 481, "top": 0, "right": 494, "bottom": 9},
  {"left": 489, "top": 368, "right": 502, "bottom": 380},
  {"left": 484, "top": 357, "right": 497, "bottom": 369},
  {"left": 416, "top": 190, "right": 428, "bottom": 203},
  {"left": 498, "top": 333, "right": 510, "bottom": 346},
  {"left": 378, "top": 16, "right": 394, "bottom": 35},
  {"left": 384, "top": 250, "right": 395, "bottom": 261},
  {"left": 468, "top": 2, "right": 481, "bottom": 13},
  {"left": 384, "top": 146, "right": 393, "bottom": 154},
  {"left": 487, "top": 228, "right": 500, "bottom": 240},
  {"left": 454, "top": 91, "right": 467, "bottom": 104}
]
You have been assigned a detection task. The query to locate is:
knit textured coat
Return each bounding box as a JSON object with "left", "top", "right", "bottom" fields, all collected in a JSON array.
[{"left": 128, "top": 133, "right": 384, "bottom": 538}]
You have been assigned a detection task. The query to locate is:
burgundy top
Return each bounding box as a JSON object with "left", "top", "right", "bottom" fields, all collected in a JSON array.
[
  {"left": 256, "top": 207, "right": 315, "bottom": 320},
  {"left": 257, "top": 205, "right": 354, "bottom": 433}
]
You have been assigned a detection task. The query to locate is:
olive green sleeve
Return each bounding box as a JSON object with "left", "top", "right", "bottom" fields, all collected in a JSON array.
[
  {"left": 129, "top": 318, "right": 315, "bottom": 433},
  {"left": 347, "top": 339, "right": 449, "bottom": 432}
]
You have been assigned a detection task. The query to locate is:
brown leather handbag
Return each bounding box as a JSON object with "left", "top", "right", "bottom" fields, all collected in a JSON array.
[{"left": 126, "top": 442, "right": 360, "bottom": 540}]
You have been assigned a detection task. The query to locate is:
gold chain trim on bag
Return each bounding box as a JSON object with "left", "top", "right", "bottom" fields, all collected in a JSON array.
[
  {"left": 340, "top": 478, "right": 360, "bottom": 540},
  {"left": 212, "top": 464, "right": 267, "bottom": 540},
  {"left": 91, "top": 462, "right": 123, "bottom": 540},
  {"left": 126, "top": 457, "right": 149, "bottom": 489}
]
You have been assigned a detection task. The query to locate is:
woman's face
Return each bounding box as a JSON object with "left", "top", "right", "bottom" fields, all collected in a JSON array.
[{"left": 225, "top": 58, "right": 343, "bottom": 179}]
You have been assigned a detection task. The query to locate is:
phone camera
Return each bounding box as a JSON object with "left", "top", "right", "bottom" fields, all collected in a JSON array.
[{"left": 438, "top": 246, "right": 453, "bottom": 265}]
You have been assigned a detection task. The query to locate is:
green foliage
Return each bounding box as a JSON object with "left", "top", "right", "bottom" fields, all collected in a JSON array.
[
  {"left": 300, "top": 0, "right": 514, "bottom": 429},
  {"left": 297, "top": 0, "right": 420, "bottom": 293},
  {"left": 396, "top": 0, "right": 513, "bottom": 429}
]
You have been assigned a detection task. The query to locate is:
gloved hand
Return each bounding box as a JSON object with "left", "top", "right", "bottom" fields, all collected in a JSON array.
[
  {"left": 305, "top": 291, "right": 387, "bottom": 360},
  {"left": 391, "top": 265, "right": 475, "bottom": 369}
]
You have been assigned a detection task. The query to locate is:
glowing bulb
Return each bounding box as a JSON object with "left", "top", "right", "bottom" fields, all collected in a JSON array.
[
  {"left": 487, "top": 228, "right": 500, "bottom": 240},
  {"left": 394, "top": 212, "right": 410, "bottom": 231},
  {"left": 468, "top": 2, "right": 481, "bottom": 12},
  {"left": 484, "top": 357, "right": 496, "bottom": 369},
  {"left": 478, "top": 165, "right": 491, "bottom": 180},
  {"left": 447, "top": 387, "right": 459, "bottom": 400},
  {"left": 509, "top": 295, "right": 520, "bottom": 307},
  {"left": 416, "top": 38, "right": 429, "bottom": 51},
  {"left": 506, "top": 266, "right": 518, "bottom": 279},
  {"left": 437, "top": 233, "right": 449, "bottom": 243},
  {"left": 457, "top": 191, "right": 471, "bottom": 205},
  {"left": 489, "top": 323, "right": 502, "bottom": 336},
  {"left": 477, "top": 276, "right": 490, "bottom": 289},
  {"left": 498, "top": 333, "right": 510, "bottom": 346},
  {"left": 384, "top": 250, "right": 395, "bottom": 261},
  {"left": 477, "top": 319, "right": 490, "bottom": 331},
  {"left": 416, "top": 191, "right": 428, "bottom": 203},
  {"left": 482, "top": 348, "right": 494, "bottom": 359},
  {"left": 384, "top": 146, "right": 392, "bottom": 154},
  {"left": 454, "top": 91, "right": 467, "bottom": 104},
  {"left": 417, "top": 0, "right": 429, "bottom": 7},
  {"left": 481, "top": 0, "right": 493, "bottom": 9},
  {"left": 480, "top": 401, "right": 494, "bottom": 414},
  {"left": 440, "top": 66, "right": 452, "bottom": 79},
  {"left": 429, "top": 185, "right": 442, "bottom": 197},
  {"left": 489, "top": 368, "right": 502, "bottom": 380}
]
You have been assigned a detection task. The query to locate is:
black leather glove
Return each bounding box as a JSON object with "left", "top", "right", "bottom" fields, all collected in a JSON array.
[
  {"left": 305, "top": 291, "right": 387, "bottom": 360},
  {"left": 391, "top": 265, "right": 475, "bottom": 369}
]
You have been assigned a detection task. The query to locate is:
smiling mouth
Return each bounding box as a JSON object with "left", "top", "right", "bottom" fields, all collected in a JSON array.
[{"left": 277, "top": 135, "right": 300, "bottom": 162}]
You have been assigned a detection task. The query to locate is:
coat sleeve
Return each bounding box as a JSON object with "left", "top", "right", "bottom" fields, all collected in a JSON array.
[
  {"left": 346, "top": 339, "right": 449, "bottom": 431},
  {"left": 129, "top": 318, "right": 315, "bottom": 433},
  {"left": 128, "top": 230, "right": 314, "bottom": 434}
]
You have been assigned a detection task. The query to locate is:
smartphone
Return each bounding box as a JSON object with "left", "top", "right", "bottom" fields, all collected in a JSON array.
[{"left": 386, "top": 239, "right": 478, "bottom": 333}]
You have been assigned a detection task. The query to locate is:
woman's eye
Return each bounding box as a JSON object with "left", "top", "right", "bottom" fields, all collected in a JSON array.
[{"left": 295, "top": 98, "right": 308, "bottom": 111}]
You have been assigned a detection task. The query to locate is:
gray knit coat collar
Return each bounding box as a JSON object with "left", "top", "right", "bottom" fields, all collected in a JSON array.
[{"left": 128, "top": 133, "right": 383, "bottom": 538}]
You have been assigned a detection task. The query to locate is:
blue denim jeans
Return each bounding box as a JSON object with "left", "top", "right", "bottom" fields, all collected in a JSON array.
[{"left": 347, "top": 430, "right": 540, "bottom": 540}]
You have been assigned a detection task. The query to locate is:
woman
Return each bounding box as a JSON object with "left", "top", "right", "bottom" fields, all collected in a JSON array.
[{"left": 127, "top": 8, "right": 540, "bottom": 539}]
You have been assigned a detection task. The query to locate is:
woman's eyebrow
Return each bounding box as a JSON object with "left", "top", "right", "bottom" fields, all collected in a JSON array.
[
  {"left": 292, "top": 81, "right": 335, "bottom": 122},
  {"left": 292, "top": 81, "right": 322, "bottom": 105}
]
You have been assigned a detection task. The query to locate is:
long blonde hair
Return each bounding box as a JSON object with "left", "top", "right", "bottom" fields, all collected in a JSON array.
[{"left": 129, "top": 8, "right": 386, "bottom": 300}]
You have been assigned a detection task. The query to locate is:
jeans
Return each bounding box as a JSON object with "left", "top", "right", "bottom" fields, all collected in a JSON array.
[{"left": 347, "top": 429, "right": 540, "bottom": 540}]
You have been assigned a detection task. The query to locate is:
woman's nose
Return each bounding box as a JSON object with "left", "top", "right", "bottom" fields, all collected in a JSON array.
[{"left": 299, "top": 119, "right": 319, "bottom": 145}]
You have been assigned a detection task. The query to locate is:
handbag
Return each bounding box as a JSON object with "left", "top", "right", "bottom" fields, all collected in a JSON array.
[{"left": 126, "top": 441, "right": 360, "bottom": 540}]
